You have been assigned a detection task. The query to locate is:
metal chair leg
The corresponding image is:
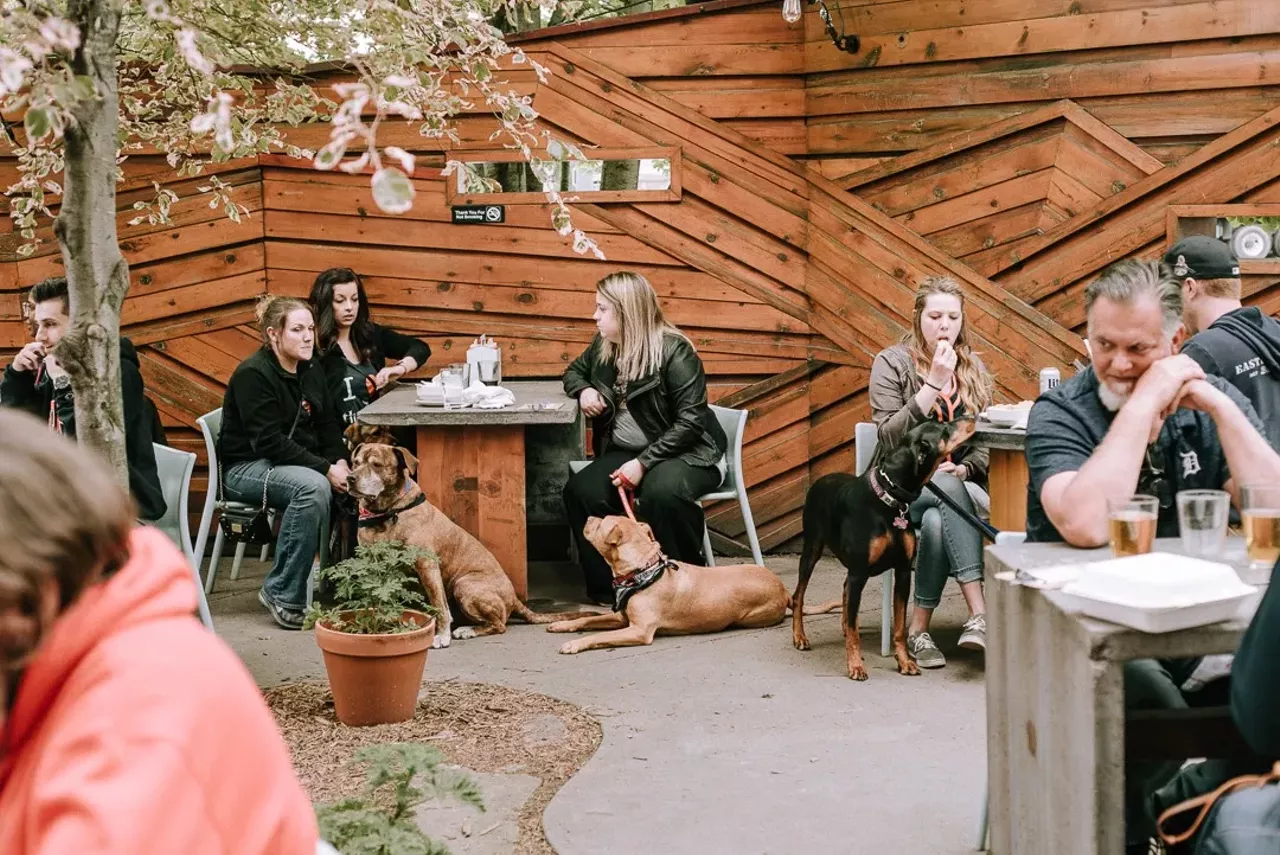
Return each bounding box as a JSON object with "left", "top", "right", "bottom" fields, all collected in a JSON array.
[
  {"left": 701, "top": 523, "right": 716, "bottom": 566},
  {"left": 207, "top": 527, "right": 226, "bottom": 594},
  {"left": 229, "top": 540, "right": 248, "bottom": 581},
  {"left": 880, "top": 572, "right": 893, "bottom": 657},
  {"left": 975, "top": 778, "right": 989, "bottom": 850}
]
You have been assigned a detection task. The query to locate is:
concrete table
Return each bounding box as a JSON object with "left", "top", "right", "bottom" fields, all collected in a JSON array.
[
  {"left": 972, "top": 424, "right": 1028, "bottom": 532},
  {"left": 357, "top": 381, "right": 578, "bottom": 598},
  {"left": 985, "top": 538, "right": 1268, "bottom": 855}
]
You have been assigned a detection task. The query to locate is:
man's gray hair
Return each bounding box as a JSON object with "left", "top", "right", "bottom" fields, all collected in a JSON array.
[{"left": 1084, "top": 259, "right": 1184, "bottom": 336}]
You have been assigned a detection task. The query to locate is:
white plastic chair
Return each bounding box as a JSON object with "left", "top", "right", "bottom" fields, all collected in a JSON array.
[
  {"left": 192, "top": 408, "right": 327, "bottom": 606},
  {"left": 150, "top": 443, "right": 214, "bottom": 629},
  {"left": 569, "top": 403, "right": 765, "bottom": 567},
  {"left": 854, "top": 423, "right": 896, "bottom": 658}
]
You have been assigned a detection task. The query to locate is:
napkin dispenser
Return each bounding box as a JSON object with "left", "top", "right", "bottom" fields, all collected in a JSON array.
[{"left": 466, "top": 335, "right": 502, "bottom": 386}]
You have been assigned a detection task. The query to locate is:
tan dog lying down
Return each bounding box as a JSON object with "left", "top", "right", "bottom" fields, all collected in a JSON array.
[
  {"left": 549, "top": 515, "right": 813, "bottom": 654},
  {"left": 349, "top": 442, "right": 595, "bottom": 648}
]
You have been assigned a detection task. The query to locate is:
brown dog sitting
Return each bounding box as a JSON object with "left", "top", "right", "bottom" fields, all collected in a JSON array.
[
  {"left": 349, "top": 441, "right": 595, "bottom": 647},
  {"left": 547, "top": 514, "right": 795, "bottom": 654}
]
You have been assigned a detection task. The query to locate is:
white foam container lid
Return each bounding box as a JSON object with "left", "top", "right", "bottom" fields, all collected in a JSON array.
[{"left": 1056, "top": 552, "right": 1258, "bottom": 634}]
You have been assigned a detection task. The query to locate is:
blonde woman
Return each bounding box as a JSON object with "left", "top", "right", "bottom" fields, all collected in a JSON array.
[
  {"left": 563, "top": 272, "right": 728, "bottom": 605},
  {"left": 220, "top": 296, "right": 349, "bottom": 630},
  {"left": 869, "top": 276, "right": 994, "bottom": 668}
]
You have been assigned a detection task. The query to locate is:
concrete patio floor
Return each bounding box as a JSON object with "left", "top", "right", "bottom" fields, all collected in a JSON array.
[{"left": 213, "top": 554, "right": 987, "bottom": 855}]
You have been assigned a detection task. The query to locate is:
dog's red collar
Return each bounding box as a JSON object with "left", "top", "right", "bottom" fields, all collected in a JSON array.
[{"left": 868, "top": 468, "right": 911, "bottom": 531}]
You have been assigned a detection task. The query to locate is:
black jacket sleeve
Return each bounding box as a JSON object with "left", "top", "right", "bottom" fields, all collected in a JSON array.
[
  {"left": 120, "top": 358, "right": 167, "bottom": 521},
  {"left": 563, "top": 337, "right": 600, "bottom": 398},
  {"left": 372, "top": 324, "right": 430, "bottom": 370},
  {"left": 234, "top": 367, "right": 331, "bottom": 472},
  {"left": 305, "top": 368, "right": 349, "bottom": 464},
  {"left": 0, "top": 363, "right": 43, "bottom": 416},
  {"left": 637, "top": 338, "right": 712, "bottom": 471},
  {"left": 1231, "top": 568, "right": 1280, "bottom": 758}
]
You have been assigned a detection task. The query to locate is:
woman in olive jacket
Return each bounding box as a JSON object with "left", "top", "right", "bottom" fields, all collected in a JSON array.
[{"left": 563, "top": 272, "right": 727, "bottom": 604}]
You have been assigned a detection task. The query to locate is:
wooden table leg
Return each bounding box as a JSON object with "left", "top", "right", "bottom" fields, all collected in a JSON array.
[
  {"left": 414, "top": 425, "right": 527, "bottom": 599},
  {"left": 988, "top": 574, "right": 1126, "bottom": 855},
  {"left": 988, "top": 448, "right": 1029, "bottom": 533}
]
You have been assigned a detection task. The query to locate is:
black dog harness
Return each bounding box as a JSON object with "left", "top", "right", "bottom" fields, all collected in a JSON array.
[
  {"left": 612, "top": 556, "right": 679, "bottom": 612},
  {"left": 358, "top": 490, "right": 427, "bottom": 528},
  {"left": 868, "top": 467, "right": 915, "bottom": 531}
]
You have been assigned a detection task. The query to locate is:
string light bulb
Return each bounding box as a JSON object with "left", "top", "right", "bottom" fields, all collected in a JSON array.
[{"left": 782, "top": 0, "right": 802, "bottom": 24}]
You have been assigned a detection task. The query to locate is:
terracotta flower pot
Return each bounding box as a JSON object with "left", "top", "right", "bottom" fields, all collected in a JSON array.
[{"left": 314, "top": 610, "right": 435, "bottom": 726}]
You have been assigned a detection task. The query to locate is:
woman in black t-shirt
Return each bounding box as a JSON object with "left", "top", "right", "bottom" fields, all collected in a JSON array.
[{"left": 308, "top": 268, "right": 432, "bottom": 427}]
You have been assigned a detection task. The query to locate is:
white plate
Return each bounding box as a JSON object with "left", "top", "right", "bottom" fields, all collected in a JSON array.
[{"left": 1055, "top": 589, "right": 1255, "bottom": 634}]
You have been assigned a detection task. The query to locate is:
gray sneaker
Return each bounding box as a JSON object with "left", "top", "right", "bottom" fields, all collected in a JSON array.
[
  {"left": 907, "top": 632, "right": 946, "bottom": 669},
  {"left": 258, "top": 589, "right": 305, "bottom": 631},
  {"left": 958, "top": 614, "right": 987, "bottom": 651}
]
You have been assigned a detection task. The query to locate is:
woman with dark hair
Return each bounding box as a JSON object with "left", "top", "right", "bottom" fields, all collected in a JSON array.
[
  {"left": 0, "top": 410, "right": 317, "bottom": 851},
  {"left": 308, "top": 267, "right": 432, "bottom": 427},
  {"left": 220, "top": 296, "right": 349, "bottom": 630}
]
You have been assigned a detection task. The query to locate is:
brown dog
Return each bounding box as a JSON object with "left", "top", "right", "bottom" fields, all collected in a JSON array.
[
  {"left": 349, "top": 442, "right": 594, "bottom": 647},
  {"left": 344, "top": 423, "right": 398, "bottom": 454},
  {"left": 547, "top": 515, "right": 795, "bottom": 654}
]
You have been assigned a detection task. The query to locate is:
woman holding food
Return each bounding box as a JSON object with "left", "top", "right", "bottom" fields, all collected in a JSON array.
[{"left": 868, "top": 275, "right": 994, "bottom": 668}]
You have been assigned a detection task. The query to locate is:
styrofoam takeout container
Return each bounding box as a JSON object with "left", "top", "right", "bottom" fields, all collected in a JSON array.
[{"left": 1055, "top": 552, "right": 1257, "bottom": 633}]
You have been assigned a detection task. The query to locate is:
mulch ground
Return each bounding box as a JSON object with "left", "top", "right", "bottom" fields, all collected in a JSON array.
[{"left": 266, "top": 680, "right": 602, "bottom": 854}]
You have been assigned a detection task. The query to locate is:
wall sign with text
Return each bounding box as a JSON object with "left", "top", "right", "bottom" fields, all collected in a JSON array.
[{"left": 451, "top": 204, "right": 505, "bottom": 224}]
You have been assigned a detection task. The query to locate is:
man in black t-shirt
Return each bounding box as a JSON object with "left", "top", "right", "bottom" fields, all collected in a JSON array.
[
  {"left": 1024, "top": 259, "right": 1280, "bottom": 854},
  {"left": 1166, "top": 235, "right": 1280, "bottom": 451}
]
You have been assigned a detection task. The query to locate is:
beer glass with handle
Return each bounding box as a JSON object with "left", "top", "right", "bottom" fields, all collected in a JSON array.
[
  {"left": 1107, "top": 495, "right": 1159, "bottom": 557},
  {"left": 1241, "top": 485, "right": 1280, "bottom": 571}
]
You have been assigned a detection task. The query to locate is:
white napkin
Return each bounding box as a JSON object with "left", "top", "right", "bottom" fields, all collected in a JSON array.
[{"left": 465, "top": 382, "right": 514, "bottom": 409}]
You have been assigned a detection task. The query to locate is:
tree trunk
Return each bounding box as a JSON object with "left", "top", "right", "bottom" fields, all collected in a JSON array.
[
  {"left": 53, "top": 0, "right": 130, "bottom": 485},
  {"left": 601, "top": 159, "right": 640, "bottom": 191}
]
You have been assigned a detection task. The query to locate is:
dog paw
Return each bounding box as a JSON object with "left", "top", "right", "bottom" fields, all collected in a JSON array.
[
  {"left": 546, "top": 621, "right": 573, "bottom": 633},
  {"left": 451, "top": 626, "right": 477, "bottom": 640},
  {"left": 847, "top": 666, "right": 869, "bottom": 681},
  {"left": 432, "top": 633, "right": 451, "bottom": 649},
  {"left": 558, "top": 641, "right": 583, "bottom": 654},
  {"left": 792, "top": 635, "right": 811, "bottom": 651},
  {"left": 897, "top": 659, "right": 921, "bottom": 676}
]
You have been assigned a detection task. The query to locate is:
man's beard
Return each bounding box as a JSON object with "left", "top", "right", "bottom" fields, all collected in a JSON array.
[{"left": 1097, "top": 381, "right": 1131, "bottom": 412}]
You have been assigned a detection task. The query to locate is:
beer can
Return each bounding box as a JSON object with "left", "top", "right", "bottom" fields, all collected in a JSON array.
[{"left": 1039, "top": 367, "right": 1061, "bottom": 395}]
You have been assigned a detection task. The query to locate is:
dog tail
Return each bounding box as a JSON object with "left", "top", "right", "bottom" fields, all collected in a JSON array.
[
  {"left": 510, "top": 601, "right": 603, "bottom": 624},
  {"left": 788, "top": 596, "right": 841, "bottom": 616}
]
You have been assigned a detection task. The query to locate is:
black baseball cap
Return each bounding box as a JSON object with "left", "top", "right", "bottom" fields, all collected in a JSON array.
[{"left": 1164, "top": 236, "right": 1240, "bottom": 279}]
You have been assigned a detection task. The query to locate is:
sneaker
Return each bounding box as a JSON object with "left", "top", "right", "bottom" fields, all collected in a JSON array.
[
  {"left": 258, "top": 589, "right": 305, "bottom": 631},
  {"left": 959, "top": 614, "right": 987, "bottom": 651},
  {"left": 907, "top": 632, "right": 946, "bottom": 668}
]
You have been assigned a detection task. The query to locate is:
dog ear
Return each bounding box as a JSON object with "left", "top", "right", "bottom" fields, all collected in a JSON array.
[
  {"left": 343, "top": 423, "right": 362, "bottom": 449},
  {"left": 393, "top": 446, "right": 418, "bottom": 477},
  {"left": 602, "top": 518, "right": 625, "bottom": 545}
]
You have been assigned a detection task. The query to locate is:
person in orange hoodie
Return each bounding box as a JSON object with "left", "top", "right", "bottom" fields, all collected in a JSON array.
[{"left": 0, "top": 409, "right": 318, "bottom": 853}]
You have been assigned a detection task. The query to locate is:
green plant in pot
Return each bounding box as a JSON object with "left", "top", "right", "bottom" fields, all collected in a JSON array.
[
  {"left": 306, "top": 540, "right": 439, "bottom": 726},
  {"left": 316, "top": 743, "right": 484, "bottom": 855}
]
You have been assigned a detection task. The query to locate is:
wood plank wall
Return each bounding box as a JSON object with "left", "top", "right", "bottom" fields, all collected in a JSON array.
[{"left": 4, "top": 0, "right": 1278, "bottom": 554}]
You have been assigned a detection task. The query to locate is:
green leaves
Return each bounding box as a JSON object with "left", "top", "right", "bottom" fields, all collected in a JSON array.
[
  {"left": 305, "top": 540, "right": 438, "bottom": 635},
  {"left": 24, "top": 107, "right": 51, "bottom": 142},
  {"left": 315, "top": 742, "right": 485, "bottom": 855},
  {"left": 371, "top": 166, "right": 415, "bottom": 215}
]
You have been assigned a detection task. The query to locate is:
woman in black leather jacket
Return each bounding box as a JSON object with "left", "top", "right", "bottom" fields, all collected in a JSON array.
[{"left": 563, "top": 271, "right": 728, "bottom": 604}]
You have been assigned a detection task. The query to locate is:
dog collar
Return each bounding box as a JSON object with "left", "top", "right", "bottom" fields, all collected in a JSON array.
[
  {"left": 358, "top": 491, "right": 427, "bottom": 528},
  {"left": 612, "top": 556, "right": 679, "bottom": 612},
  {"left": 868, "top": 468, "right": 912, "bottom": 531}
]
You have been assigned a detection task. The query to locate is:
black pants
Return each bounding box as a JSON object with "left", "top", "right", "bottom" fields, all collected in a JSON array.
[{"left": 564, "top": 449, "right": 722, "bottom": 597}]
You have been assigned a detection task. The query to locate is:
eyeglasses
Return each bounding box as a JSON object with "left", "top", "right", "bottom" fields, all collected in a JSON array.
[{"left": 1138, "top": 446, "right": 1174, "bottom": 510}]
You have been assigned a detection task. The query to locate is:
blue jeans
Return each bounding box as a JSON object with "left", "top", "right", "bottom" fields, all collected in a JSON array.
[
  {"left": 224, "top": 459, "right": 332, "bottom": 611},
  {"left": 1196, "top": 783, "right": 1280, "bottom": 854},
  {"left": 908, "top": 472, "right": 985, "bottom": 609}
]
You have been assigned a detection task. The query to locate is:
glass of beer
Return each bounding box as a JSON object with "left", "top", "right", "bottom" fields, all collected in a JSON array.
[
  {"left": 1176, "top": 489, "right": 1230, "bottom": 559},
  {"left": 1107, "top": 495, "right": 1159, "bottom": 557},
  {"left": 1241, "top": 485, "right": 1280, "bottom": 570}
]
